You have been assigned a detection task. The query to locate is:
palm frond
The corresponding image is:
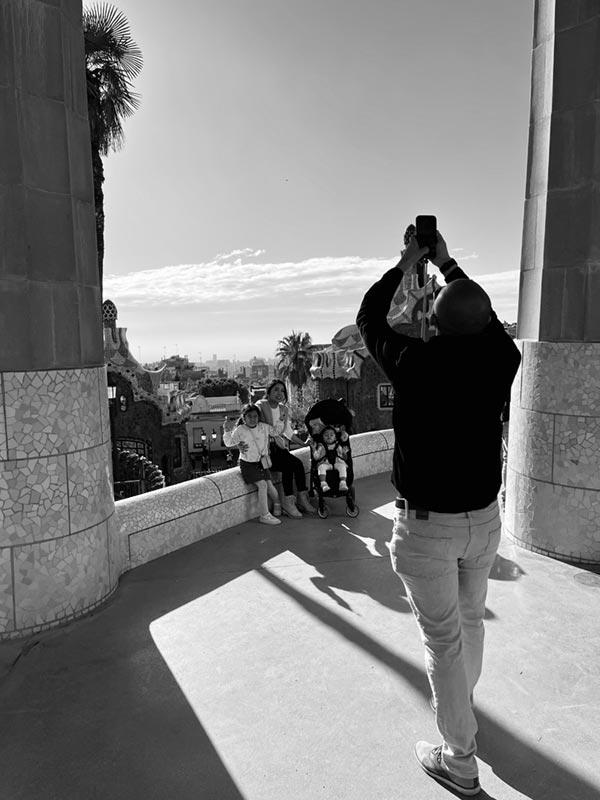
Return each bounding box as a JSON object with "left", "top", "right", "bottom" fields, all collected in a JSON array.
[
  {"left": 275, "top": 331, "right": 313, "bottom": 389},
  {"left": 83, "top": 2, "right": 143, "bottom": 153},
  {"left": 83, "top": 2, "right": 143, "bottom": 78}
]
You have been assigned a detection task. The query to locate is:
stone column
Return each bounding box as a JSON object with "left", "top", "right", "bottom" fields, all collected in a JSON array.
[
  {"left": 0, "top": 1, "right": 116, "bottom": 639},
  {"left": 505, "top": 0, "right": 600, "bottom": 565}
]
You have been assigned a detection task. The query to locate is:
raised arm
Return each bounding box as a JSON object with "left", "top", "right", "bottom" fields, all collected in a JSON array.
[
  {"left": 222, "top": 421, "right": 242, "bottom": 449},
  {"left": 356, "top": 236, "right": 428, "bottom": 379},
  {"left": 429, "top": 231, "right": 470, "bottom": 284}
]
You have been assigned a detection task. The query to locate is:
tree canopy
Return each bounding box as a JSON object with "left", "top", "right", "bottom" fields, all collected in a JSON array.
[
  {"left": 198, "top": 378, "right": 249, "bottom": 403},
  {"left": 83, "top": 2, "right": 143, "bottom": 284},
  {"left": 276, "top": 331, "right": 313, "bottom": 392}
]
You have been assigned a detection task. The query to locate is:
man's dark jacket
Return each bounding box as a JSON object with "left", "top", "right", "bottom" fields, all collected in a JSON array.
[{"left": 356, "top": 261, "right": 521, "bottom": 512}]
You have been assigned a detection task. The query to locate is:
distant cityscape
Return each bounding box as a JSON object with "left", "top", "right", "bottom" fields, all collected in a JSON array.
[{"left": 143, "top": 353, "right": 278, "bottom": 381}]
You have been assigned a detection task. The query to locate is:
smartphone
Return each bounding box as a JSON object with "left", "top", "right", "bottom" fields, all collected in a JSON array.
[{"left": 415, "top": 215, "right": 437, "bottom": 260}]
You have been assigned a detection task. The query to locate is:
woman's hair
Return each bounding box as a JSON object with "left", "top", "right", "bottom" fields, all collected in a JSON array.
[
  {"left": 265, "top": 379, "right": 288, "bottom": 402},
  {"left": 237, "top": 403, "right": 261, "bottom": 426}
]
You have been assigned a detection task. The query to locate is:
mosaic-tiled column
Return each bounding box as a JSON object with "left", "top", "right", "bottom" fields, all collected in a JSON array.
[
  {"left": 0, "top": 1, "right": 116, "bottom": 639},
  {"left": 505, "top": 2, "right": 600, "bottom": 565}
]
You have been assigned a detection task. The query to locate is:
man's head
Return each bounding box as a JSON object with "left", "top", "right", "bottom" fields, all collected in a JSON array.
[{"left": 432, "top": 279, "right": 492, "bottom": 336}]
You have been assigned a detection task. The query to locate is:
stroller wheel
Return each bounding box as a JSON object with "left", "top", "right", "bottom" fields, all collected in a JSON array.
[
  {"left": 346, "top": 504, "right": 359, "bottom": 518},
  {"left": 317, "top": 505, "right": 330, "bottom": 519}
]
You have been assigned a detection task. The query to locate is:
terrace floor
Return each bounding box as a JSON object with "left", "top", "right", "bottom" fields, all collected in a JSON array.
[{"left": 1, "top": 473, "right": 599, "bottom": 800}]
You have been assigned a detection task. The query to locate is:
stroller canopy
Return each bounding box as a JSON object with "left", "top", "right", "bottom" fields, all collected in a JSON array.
[{"left": 305, "top": 397, "right": 354, "bottom": 435}]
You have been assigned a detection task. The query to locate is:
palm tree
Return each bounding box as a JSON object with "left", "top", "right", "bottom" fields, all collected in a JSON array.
[
  {"left": 83, "top": 2, "right": 143, "bottom": 288},
  {"left": 275, "top": 331, "right": 313, "bottom": 407}
]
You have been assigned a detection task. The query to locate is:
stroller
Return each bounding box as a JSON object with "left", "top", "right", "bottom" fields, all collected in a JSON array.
[{"left": 304, "top": 397, "right": 359, "bottom": 519}]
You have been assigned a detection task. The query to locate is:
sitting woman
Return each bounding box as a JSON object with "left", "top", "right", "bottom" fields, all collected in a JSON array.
[{"left": 255, "top": 379, "right": 315, "bottom": 518}]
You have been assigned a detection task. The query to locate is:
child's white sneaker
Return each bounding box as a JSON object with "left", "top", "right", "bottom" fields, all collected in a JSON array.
[
  {"left": 320, "top": 482, "right": 330, "bottom": 492},
  {"left": 272, "top": 502, "right": 282, "bottom": 517},
  {"left": 339, "top": 480, "right": 348, "bottom": 491},
  {"left": 260, "top": 513, "right": 281, "bottom": 526}
]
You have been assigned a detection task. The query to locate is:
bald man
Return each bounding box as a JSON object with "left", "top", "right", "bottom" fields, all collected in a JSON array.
[{"left": 356, "top": 229, "right": 521, "bottom": 796}]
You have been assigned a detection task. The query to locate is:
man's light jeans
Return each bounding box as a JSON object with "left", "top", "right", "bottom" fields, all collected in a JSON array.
[{"left": 390, "top": 500, "right": 501, "bottom": 779}]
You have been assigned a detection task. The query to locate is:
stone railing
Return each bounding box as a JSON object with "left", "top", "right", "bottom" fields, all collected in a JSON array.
[{"left": 113, "top": 430, "right": 394, "bottom": 575}]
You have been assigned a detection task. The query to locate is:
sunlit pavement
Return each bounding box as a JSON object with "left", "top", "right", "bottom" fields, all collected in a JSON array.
[{"left": 1, "top": 473, "right": 599, "bottom": 800}]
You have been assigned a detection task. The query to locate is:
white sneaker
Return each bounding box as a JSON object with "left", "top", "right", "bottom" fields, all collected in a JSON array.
[
  {"left": 259, "top": 513, "right": 282, "bottom": 525},
  {"left": 320, "top": 482, "right": 330, "bottom": 493},
  {"left": 339, "top": 480, "right": 348, "bottom": 491},
  {"left": 272, "top": 502, "right": 282, "bottom": 517}
]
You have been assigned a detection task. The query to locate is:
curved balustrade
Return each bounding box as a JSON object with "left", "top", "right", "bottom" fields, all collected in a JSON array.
[{"left": 114, "top": 430, "right": 394, "bottom": 573}]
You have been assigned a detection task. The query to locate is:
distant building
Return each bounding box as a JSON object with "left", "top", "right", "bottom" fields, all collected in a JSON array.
[
  {"left": 186, "top": 394, "right": 243, "bottom": 474},
  {"left": 249, "top": 356, "right": 269, "bottom": 383},
  {"left": 163, "top": 354, "right": 191, "bottom": 373},
  {"left": 201, "top": 356, "right": 233, "bottom": 377},
  {"left": 310, "top": 324, "right": 392, "bottom": 433},
  {"left": 103, "top": 300, "right": 193, "bottom": 487}
]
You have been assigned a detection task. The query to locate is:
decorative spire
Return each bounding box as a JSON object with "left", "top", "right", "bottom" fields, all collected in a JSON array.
[{"left": 102, "top": 299, "right": 118, "bottom": 329}]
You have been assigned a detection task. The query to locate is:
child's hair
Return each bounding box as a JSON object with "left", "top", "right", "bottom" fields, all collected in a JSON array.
[
  {"left": 265, "top": 378, "right": 288, "bottom": 402},
  {"left": 237, "top": 403, "right": 261, "bottom": 426}
]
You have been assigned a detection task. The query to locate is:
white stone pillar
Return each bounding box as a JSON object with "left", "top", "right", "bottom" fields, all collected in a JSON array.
[{"left": 505, "top": 1, "right": 600, "bottom": 565}]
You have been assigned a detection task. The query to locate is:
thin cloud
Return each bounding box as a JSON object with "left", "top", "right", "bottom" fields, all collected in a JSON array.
[
  {"left": 104, "top": 253, "right": 390, "bottom": 307},
  {"left": 104, "top": 254, "right": 519, "bottom": 322},
  {"left": 214, "top": 247, "right": 266, "bottom": 262}
]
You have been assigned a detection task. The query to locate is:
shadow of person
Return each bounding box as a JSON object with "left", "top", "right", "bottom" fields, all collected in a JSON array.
[
  {"left": 476, "top": 713, "right": 596, "bottom": 800},
  {"left": 285, "top": 513, "right": 411, "bottom": 615},
  {"left": 258, "top": 566, "right": 599, "bottom": 800},
  {"left": 489, "top": 553, "right": 526, "bottom": 581},
  {"left": 310, "top": 575, "right": 353, "bottom": 611}
]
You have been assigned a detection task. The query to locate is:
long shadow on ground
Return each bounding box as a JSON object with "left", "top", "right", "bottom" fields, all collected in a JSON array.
[{"left": 258, "top": 565, "right": 598, "bottom": 800}]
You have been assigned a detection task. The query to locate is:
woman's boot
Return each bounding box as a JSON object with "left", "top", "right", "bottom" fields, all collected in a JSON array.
[
  {"left": 281, "top": 495, "right": 303, "bottom": 518},
  {"left": 296, "top": 490, "right": 315, "bottom": 514}
]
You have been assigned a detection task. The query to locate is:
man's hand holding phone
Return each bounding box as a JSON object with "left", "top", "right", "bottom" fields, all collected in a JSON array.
[{"left": 429, "top": 231, "right": 451, "bottom": 268}]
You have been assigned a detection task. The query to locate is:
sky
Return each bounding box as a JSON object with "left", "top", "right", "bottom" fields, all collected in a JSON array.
[{"left": 101, "top": 0, "right": 534, "bottom": 363}]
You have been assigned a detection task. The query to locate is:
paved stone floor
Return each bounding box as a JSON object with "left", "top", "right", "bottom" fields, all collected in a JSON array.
[{"left": 1, "top": 473, "right": 599, "bottom": 800}]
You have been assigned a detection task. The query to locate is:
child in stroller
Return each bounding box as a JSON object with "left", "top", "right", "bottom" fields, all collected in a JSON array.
[
  {"left": 305, "top": 398, "right": 359, "bottom": 519},
  {"left": 311, "top": 426, "right": 350, "bottom": 492}
]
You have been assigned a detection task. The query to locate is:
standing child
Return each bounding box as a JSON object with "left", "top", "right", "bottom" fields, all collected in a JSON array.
[{"left": 223, "top": 404, "right": 282, "bottom": 526}]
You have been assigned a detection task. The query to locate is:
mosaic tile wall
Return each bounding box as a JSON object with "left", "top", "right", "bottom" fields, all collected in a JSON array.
[
  {"left": 0, "top": 366, "right": 116, "bottom": 640},
  {"left": 505, "top": 341, "right": 600, "bottom": 564},
  {"left": 118, "top": 431, "right": 395, "bottom": 571}
]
